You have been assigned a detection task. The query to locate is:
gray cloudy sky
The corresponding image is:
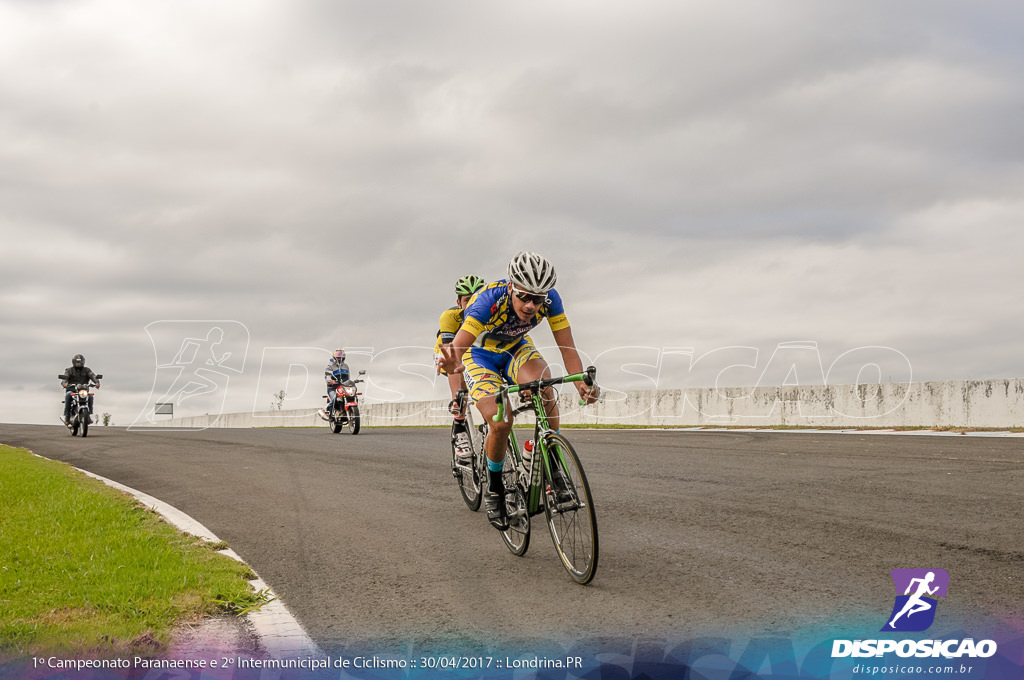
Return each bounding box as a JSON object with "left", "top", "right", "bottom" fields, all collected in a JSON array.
[{"left": 2, "top": 0, "right": 1022, "bottom": 425}]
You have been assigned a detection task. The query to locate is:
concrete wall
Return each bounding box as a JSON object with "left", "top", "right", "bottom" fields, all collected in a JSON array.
[
  {"left": 147, "top": 378, "right": 1024, "bottom": 429},
  {"left": 139, "top": 408, "right": 323, "bottom": 429}
]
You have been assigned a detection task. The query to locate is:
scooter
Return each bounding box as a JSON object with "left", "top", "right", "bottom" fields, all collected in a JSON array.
[{"left": 60, "top": 374, "right": 102, "bottom": 437}]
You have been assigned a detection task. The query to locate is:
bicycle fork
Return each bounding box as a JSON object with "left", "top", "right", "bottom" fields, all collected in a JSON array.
[{"left": 539, "top": 432, "right": 585, "bottom": 516}]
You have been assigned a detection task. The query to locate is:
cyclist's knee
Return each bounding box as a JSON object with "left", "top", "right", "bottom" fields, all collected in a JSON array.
[
  {"left": 516, "top": 357, "right": 550, "bottom": 383},
  {"left": 474, "top": 398, "right": 497, "bottom": 419},
  {"left": 488, "top": 417, "right": 512, "bottom": 437}
]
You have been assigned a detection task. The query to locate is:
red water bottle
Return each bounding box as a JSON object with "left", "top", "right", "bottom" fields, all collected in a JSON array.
[{"left": 523, "top": 439, "right": 534, "bottom": 470}]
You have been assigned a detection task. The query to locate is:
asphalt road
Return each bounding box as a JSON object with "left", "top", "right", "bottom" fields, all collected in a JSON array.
[{"left": 2, "top": 424, "right": 1021, "bottom": 655}]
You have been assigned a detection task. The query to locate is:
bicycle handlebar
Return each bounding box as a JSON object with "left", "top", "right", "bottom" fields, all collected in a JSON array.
[{"left": 492, "top": 366, "right": 597, "bottom": 422}]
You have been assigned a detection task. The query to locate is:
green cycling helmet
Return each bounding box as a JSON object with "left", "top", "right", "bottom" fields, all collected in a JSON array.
[{"left": 455, "top": 274, "right": 485, "bottom": 296}]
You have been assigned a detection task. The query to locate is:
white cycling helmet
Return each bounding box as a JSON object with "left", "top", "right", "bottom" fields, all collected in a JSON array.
[{"left": 507, "top": 251, "right": 557, "bottom": 294}]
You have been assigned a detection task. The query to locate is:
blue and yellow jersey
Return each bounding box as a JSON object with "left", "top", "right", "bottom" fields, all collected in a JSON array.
[
  {"left": 460, "top": 280, "right": 569, "bottom": 353},
  {"left": 434, "top": 305, "right": 464, "bottom": 354}
]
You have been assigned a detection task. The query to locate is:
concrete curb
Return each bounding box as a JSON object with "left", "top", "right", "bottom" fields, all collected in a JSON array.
[{"left": 78, "top": 468, "right": 324, "bottom": 659}]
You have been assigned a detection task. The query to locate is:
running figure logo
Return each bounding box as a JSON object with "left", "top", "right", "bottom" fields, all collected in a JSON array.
[
  {"left": 132, "top": 320, "right": 249, "bottom": 429},
  {"left": 881, "top": 568, "right": 949, "bottom": 632}
]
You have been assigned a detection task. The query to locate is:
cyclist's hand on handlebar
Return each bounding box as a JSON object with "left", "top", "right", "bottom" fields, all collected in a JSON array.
[
  {"left": 576, "top": 381, "right": 600, "bottom": 405},
  {"left": 448, "top": 399, "right": 463, "bottom": 417}
]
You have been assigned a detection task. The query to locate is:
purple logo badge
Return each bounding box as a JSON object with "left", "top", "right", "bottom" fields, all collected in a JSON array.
[{"left": 881, "top": 569, "right": 949, "bottom": 632}]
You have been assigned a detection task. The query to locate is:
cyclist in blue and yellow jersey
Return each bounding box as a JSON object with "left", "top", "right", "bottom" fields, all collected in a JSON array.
[
  {"left": 436, "top": 252, "right": 599, "bottom": 530},
  {"left": 435, "top": 274, "right": 486, "bottom": 461}
]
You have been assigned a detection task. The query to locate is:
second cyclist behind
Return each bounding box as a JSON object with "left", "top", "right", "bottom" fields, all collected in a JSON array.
[{"left": 435, "top": 274, "right": 487, "bottom": 462}]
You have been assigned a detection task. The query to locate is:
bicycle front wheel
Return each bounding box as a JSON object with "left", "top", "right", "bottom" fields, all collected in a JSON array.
[
  {"left": 453, "top": 429, "right": 482, "bottom": 512},
  {"left": 542, "top": 433, "right": 598, "bottom": 584}
]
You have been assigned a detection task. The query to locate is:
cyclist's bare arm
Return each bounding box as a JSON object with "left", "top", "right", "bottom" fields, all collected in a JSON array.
[
  {"left": 553, "top": 326, "right": 599, "bottom": 404},
  {"left": 436, "top": 328, "right": 478, "bottom": 375}
]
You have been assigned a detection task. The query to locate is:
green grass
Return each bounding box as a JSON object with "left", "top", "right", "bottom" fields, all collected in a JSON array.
[{"left": 0, "top": 445, "right": 269, "bottom": 658}]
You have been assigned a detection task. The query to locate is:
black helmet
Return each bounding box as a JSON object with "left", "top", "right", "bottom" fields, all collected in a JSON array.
[{"left": 72, "top": 354, "right": 85, "bottom": 368}]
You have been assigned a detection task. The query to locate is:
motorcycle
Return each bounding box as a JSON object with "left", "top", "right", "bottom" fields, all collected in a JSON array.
[
  {"left": 326, "top": 370, "right": 365, "bottom": 435},
  {"left": 60, "top": 374, "right": 102, "bottom": 437}
]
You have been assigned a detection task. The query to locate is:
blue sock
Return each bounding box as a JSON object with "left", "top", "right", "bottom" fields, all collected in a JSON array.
[{"left": 487, "top": 458, "right": 504, "bottom": 472}]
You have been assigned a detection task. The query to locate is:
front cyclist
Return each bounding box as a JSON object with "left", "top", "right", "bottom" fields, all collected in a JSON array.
[
  {"left": 435, "top": 274, "right": 486, "bottom": 462},
  {"left": 437, "top": 252, "right": 599, "bottom": 530}
]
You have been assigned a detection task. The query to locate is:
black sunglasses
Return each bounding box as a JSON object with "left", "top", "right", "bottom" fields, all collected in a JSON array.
[{"left": 512, "top": 288, "right": 547, "bottom": 305}]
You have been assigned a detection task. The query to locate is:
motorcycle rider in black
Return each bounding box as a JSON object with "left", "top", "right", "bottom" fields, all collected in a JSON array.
[{"left": 60, "top": 354, "right": 100, "bottom": 423}]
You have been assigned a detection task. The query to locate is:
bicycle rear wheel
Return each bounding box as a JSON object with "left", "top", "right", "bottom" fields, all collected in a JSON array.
[
  {"left": 500, "top": 437, "right": 530, "bottom": 556},
  {"left": 542, "top": 433, "right": 598, "bottom": 584}
]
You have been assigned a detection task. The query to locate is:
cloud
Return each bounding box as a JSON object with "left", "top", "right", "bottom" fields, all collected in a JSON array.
[{"left": 2, "top": 1, "right": 1023, "bottom": 423}]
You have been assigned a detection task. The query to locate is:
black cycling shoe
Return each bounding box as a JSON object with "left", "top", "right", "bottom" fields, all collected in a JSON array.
[{"left": 485, "top": 491, "right": 509, "bottom": 530}]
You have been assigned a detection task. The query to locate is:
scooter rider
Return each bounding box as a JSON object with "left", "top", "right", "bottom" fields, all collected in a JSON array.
[
  {"left": 319, "top": 349, "right": 351, "bottom": 420},
  {"left": 60, "top": 354, "right": 100, "bottom": 424}
]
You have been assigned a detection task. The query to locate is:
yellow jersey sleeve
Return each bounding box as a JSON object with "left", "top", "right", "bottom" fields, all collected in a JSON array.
[
  {"left": 434, "top": 307, "right": 464, "bottom": 354},
  {"left": 461, "top": 315, "right": 486, "bottom": 337},
  {"left": 438, "top": 307, "right": 463, "bottom": 338},
  {"left": 547, "top": 313, "right": 570, "bottom": 332}
]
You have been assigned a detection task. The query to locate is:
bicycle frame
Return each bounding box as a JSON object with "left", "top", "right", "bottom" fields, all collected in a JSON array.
[{"left": 493, "top": 367, "right": 596, "bottom": 516}]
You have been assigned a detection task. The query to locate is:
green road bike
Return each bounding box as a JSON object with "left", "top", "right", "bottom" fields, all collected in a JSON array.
[{"left": 491, "top": 366, "right": 599, "bottom": 585}]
